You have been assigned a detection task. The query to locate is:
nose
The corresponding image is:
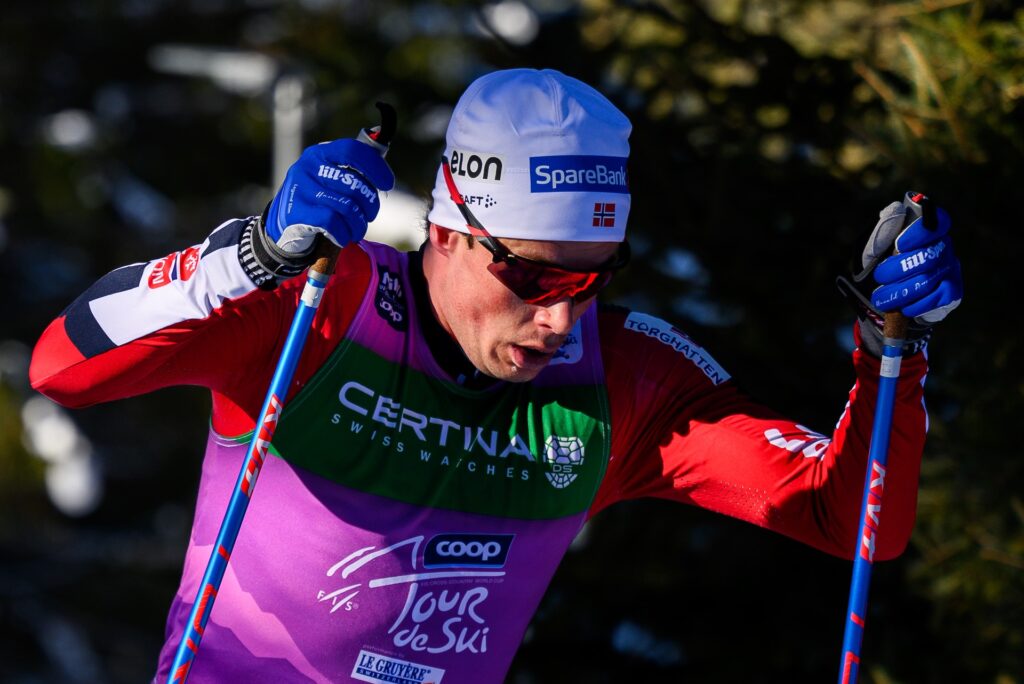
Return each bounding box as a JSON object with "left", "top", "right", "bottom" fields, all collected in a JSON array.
[{"left": 535, "top": 297, "right": 576, "bottom": 336}]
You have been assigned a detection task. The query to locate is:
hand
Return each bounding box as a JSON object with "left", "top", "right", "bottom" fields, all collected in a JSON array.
[
  {"left": 860, "top": 195, "right": 963, "bottom": 324},
  {"left": 265, "top": 138, "right": 395, "bottom": 255},
  {"left": 837, "top": 194, "right": 963, "bottom": 355}
]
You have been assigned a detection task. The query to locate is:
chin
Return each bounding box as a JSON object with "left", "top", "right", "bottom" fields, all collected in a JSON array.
[
  {"left": 501, "top": 366, "right": 543, "bottom": 383},
  {"left": 476, "top": 357, "right": 544, "bottom": 384}
]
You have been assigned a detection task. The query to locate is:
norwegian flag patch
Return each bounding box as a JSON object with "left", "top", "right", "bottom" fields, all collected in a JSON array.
[{"left": 592, "top": 202, "right": 616, "bottom": 228}]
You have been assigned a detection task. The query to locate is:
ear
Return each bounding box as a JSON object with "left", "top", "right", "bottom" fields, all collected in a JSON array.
[{"left": 428, "top": 223, "right": 462, "bottom": 257}]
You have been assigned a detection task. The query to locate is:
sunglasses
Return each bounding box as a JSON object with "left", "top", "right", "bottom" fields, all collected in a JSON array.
[{"left": 440, "top": 156, "right": 629, "bottom": 306}]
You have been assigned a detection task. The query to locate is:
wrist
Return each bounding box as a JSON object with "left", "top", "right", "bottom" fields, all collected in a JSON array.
[
  {"left": 855, "top": 319, "right": 930, "bottom": 358},
  {"left": 238, "top": 215, "right": 312, "bottom": 290},
  {"left": 838, "top": 274, "right": 931, "bottom": 357}
]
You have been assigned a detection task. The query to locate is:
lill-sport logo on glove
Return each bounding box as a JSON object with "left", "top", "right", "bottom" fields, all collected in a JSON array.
[
  {"left": 264, "top": 138, "right": 395, "bottom": 254},
  {"left": 317, "top": 165, "right": 379, "bottom": 205},
  {"left": 899, "top": 241, "right": 946, "bottom": 273}
]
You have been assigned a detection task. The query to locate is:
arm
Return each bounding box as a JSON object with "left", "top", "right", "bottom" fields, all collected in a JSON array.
[
  {"left": 592, "top": 307, "right": 927, "bottom": 560},
  {"left": 593, "top": 195, "right": 962, "bottom": 560},
  {"left": 29, "top": 218, "right": 373, "bottom": 433},
  {"left": 32, "top": 218, "right": 272, "bottom": 405},
  {"left": 31, "top": 136, "right": 393, "bottom": 432}
]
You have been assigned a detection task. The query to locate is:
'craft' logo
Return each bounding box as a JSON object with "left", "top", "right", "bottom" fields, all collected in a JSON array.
[{"left": 461, "top": 193, "right": 497, "bottom": 208}]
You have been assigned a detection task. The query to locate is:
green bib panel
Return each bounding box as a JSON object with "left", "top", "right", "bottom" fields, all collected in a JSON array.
[
  {"left": 271, "top": 339, "right": 610, "bottom": 520},
  {"left": 269, "top": 245, "right": 611, "bottom": 520}
]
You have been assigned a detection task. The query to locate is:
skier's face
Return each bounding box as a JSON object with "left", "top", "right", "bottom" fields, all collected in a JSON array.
[{"left": 425, "top": 225, "right": 620, "bottom": 382}]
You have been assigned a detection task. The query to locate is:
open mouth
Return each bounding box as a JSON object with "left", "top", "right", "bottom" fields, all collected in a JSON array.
[{"left": 509, "top": 344, "right": 558, "bottom": 369}]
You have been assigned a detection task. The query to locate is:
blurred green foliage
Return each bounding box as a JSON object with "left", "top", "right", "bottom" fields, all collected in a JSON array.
[
  {"left": 574, "top": 2, "right": 1024, "bottom": 680},
  {"left": 0, "top": 1, "right": 1020, "bottom": 682}
]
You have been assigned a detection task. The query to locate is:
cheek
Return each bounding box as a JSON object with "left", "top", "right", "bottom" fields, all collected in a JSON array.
[
  {"left": 451, "top": 271, "right": 527, "bottom": 336},
  {"left": 446, "top": 271, "right": 491, "bottom": 328}
]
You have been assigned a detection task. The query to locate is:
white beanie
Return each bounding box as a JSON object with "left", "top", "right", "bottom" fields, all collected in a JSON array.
[{"left": 428, "top": 68, "right": 632, "bottom": 242}]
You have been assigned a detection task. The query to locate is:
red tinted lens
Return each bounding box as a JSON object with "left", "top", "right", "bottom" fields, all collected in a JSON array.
[
  {"left": 487, "top": 260, "right": 610, "bottom": 306},
  {"left": 565, "top": 270, "right": 613, "bottom": 303}
]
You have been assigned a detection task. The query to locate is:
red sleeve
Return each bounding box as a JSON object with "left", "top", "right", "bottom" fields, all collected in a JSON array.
[
  {"left": 591, "top": 307, "right": 927, "bottom": 561},
  {"left": 30, "top": 231, "right": 372, "bottom": 436}
]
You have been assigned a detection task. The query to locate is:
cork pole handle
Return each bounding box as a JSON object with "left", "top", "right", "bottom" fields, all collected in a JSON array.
[
  {"left": 882, "top": 307, "right": 909, "bottom": 340},
  {"left": 309, "top": 236, "right": 341, "bottom": 279}
]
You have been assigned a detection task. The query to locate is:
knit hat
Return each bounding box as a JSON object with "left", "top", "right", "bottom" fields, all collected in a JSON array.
[{"left": 427, "top": 68, "right": 632, "bottom": 242}]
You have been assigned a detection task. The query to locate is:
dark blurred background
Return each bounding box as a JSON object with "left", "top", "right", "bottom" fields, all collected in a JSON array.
[{"left": 1, "top": 1, "right": 1021, "bottom": 682}]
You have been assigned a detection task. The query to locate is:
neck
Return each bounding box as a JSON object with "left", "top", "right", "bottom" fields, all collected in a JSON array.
[
  {"left": 412, "top": 244, "right": 492, "bottom": 389},
  {"left": 420, "top": 242, "right": 454, "bottom": 339}
]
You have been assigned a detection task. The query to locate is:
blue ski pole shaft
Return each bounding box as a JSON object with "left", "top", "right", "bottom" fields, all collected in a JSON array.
[
  {"left": 166, "top": 105, "right": 396, "bottom": 683},
  {"left": 166, "top": 244, "right": 339, "bottom": 684},
  {"left": 838, "top": 312, "right": 906, "bottom": 684},
  {"left": 838, "top": 192, "right": 934, "bottom": 683}
]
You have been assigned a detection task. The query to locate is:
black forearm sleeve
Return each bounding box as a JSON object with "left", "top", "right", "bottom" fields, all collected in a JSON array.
[{"left": 237, "top": 216, "right": 313, "bottom": 290}]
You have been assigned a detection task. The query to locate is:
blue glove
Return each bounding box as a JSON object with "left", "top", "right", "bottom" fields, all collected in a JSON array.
[
  {"left": 265, "top": 138, "right": 395, "bottom": 254},
  {"left": 837, "top": 193, "right": 963, "bottom": 356},
  {"left": 860, "top": 196, "right": 963, "bottom": 324}
]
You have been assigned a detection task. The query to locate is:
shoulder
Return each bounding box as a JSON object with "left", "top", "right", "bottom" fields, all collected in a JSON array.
[
  {"left": 597, "top": 304, "right": 732, "bottom": 390},
  {"left": 337, "top": 240, "right": 377, "bottom": 281},
  {"left": 279, "top": 240, "right": 376, "bottom": 301}
]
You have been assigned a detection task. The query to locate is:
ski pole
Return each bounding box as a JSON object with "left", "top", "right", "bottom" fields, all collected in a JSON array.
[
  {"left": 838, "top": 192, "right": 935, "bottom": 684},
  {"left": 166, "top": 103, "right": 397, "bottom": 684}
]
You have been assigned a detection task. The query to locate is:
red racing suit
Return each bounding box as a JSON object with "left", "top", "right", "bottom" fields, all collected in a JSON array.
[{"left": 30, "top": 217, "right": 928, "bottom": 681}]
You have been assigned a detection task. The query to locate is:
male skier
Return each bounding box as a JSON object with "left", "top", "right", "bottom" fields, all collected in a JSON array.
[{"left": 30, "top": 68, "right": 962, "bottom": 683}]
